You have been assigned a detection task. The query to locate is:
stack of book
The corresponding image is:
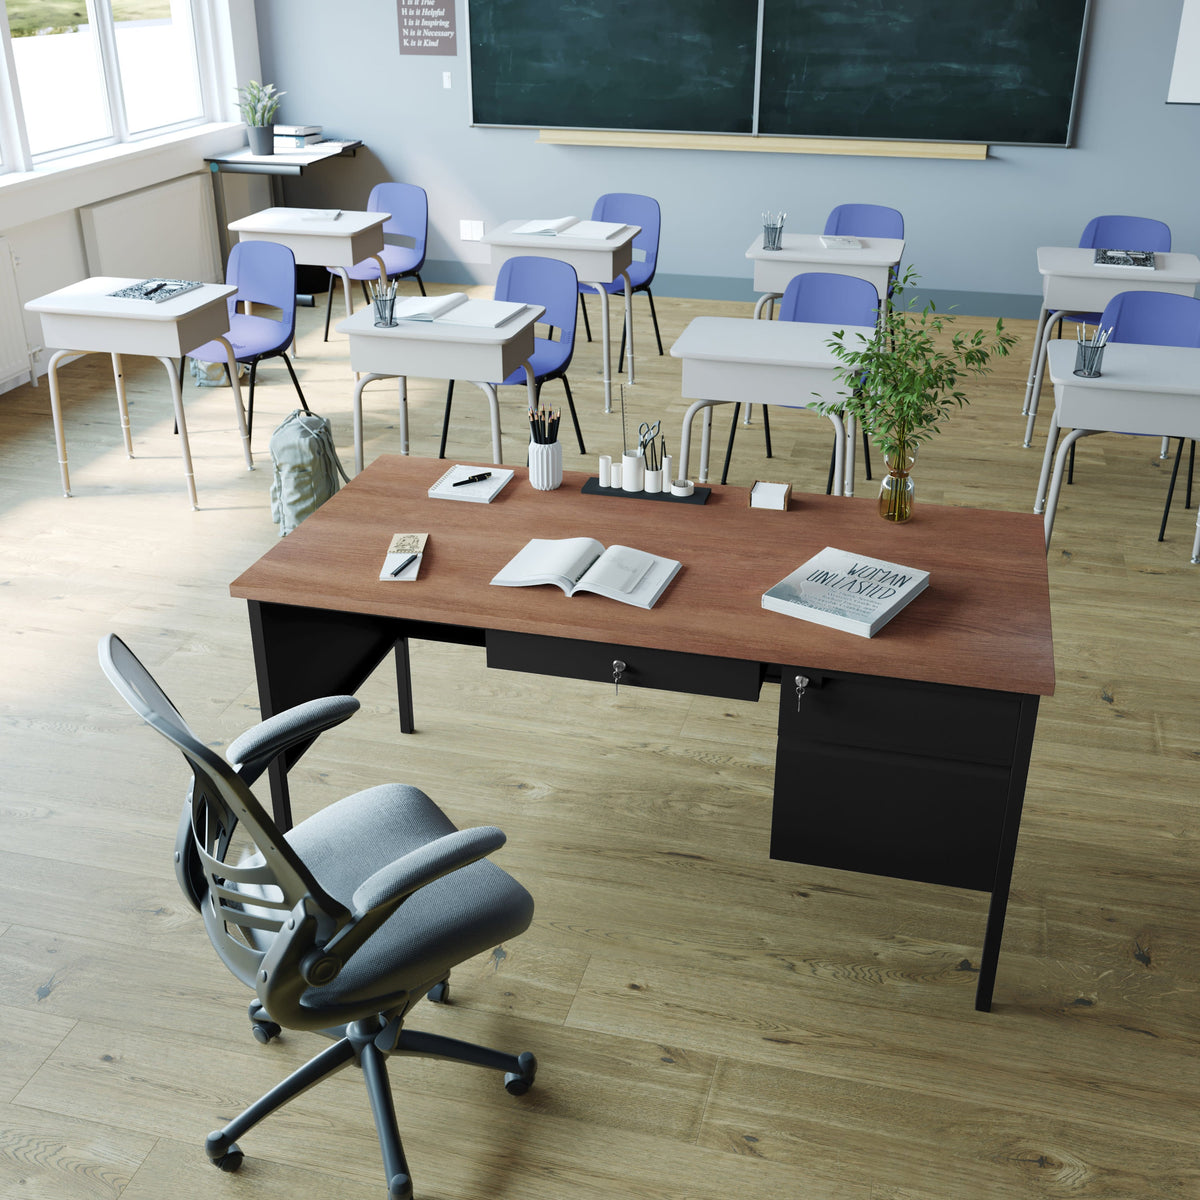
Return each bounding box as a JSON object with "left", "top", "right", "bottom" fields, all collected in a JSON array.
[{"left": 274, "top": 124, "right": 322, "bottom": 150}]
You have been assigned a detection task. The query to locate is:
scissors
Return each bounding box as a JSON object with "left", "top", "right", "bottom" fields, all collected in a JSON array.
[{"left": 637, "top": 421, "right": 661, "bottom": 454}]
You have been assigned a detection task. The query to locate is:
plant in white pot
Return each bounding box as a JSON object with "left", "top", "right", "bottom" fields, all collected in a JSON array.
[
  {"left": 237, "top": 80, "right": 285, "bottom": 155},
  {"left": 817, "top": 267, "right": 1016, "bottom": 522}
]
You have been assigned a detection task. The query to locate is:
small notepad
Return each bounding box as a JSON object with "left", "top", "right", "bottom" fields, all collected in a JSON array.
[{"left": 380, "top": 532, "right": 429, "bottom": 581}]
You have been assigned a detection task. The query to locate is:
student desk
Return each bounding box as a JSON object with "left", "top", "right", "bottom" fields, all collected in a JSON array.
[
  {"left": 670, "top": 316, "right": 872, "bottom": 493},
  {"left": 336, "top": 305, "right": 544, "bottom": 471},
  {"left": 1021, "top": 247, "right": 1200, "bottom": 448},
  {"left": 230, "top": 455, "right": 1055, "bottom": 1011},
  {"left": 25, "top": 276, "right": 252, "bottom": 508},
  {"left": 745, "top": 234, "right": 904, "bottom": 320},
  {"left": 1035, "top": 340, "right": 1200, "bottom": 562},
  {"left": 482, "top": 219, "right": 640, "bottom": 414},
  {"left": 228, "top": 207, "right": 389, "bottom": 327}
]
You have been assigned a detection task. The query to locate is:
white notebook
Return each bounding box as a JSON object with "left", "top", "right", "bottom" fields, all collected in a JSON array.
[
  {"left": 427, "top": 464, "right": 514, "bottom": 503},
  {"left": 392, "top": 293, "right": 529, "bottom": 327}
]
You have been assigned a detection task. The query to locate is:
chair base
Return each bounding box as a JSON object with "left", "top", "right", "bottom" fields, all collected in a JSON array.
[{"left": 205, "top": 994, "right": 536, "bottom": 1198}]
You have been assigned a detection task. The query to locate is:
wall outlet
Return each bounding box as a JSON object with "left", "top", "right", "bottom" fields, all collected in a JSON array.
[
  {"left": 442, "top": 71, "right": 452, "bottom": 89},
  {"left": 459, "top": 219, "right": 484, "bottom": 241}
]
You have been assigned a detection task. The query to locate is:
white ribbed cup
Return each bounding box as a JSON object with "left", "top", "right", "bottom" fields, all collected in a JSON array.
[{"left": 529, "top": 440, "right": 563, "bottom": 490}]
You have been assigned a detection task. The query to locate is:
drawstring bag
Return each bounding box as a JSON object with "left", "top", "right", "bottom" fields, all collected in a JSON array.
[{"left": 268, "top": 410, "right": 349, "bottom": 536}]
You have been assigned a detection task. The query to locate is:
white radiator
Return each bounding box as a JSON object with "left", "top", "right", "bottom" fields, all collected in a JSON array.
[
  {"left": 0, "top": 237, "right": 35, "bottom": 388},
  {"left": 79, "top": 172, "right": 222, "bottom": 283}
]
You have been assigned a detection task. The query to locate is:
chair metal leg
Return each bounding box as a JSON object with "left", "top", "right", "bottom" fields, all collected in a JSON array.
[
  {"left": 579, "top": 293, "right": 592, "bottom": 342},
  {"left": 280, "top": 353, "right": 310, "bottom": 413},
  {"left": 360, "top": 281, "right": 371, "bottom": 306},
  {"left": 1067, "top": 439, "right": 1076, "bottom": 485},
  {"left": 646, "top": 288, "right": 664, "bottom": 356},
  {"left": 246, "top": 360, "right": 258, "bottom": 443},
  {"left": 861, "top": 429, "right": 873, "bottom": 481},
  {"left": 439, "top": 380, "right": 454, "bottom": 459},
  {"left": 359, "top": 1042, "right": 413, "bottom": 1200},
  {"left": 414, "top": 273, "right": 427, "bottom": 297},
  {"left": 561, "top": 375, "right": 586, "bottom": 454},
  {"left": 761, "top": 403, "right": 772, "bottom": 458},
  {"left": 322, "top": 275, "right": 336, "bottom": 342},
  {"left": 1161, "top": 437, "right": 1186, "bottom": 541},
  {"left": 720, "top": 403, "right": 742, "bottom": 485}
]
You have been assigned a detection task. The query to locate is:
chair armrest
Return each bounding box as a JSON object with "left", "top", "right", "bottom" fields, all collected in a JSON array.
[
  {"left": 351, "top": 826, "right": 506, "bottom": 915},
  {"left": 226, "top": 696, "right": 360, "bottom": 786}
]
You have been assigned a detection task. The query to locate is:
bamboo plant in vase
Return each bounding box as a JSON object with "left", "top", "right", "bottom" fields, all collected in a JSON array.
[
  {"left": 818, "top": 268, "right": 1016, "bottom": 522},
  {"left": 236, "top": 80, "right": 285, "bottom": 155}
]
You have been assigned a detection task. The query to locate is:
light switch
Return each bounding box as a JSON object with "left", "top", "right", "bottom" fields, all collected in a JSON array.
[{"left": 442, "top": 71, "right": 452, "bottom": 89}]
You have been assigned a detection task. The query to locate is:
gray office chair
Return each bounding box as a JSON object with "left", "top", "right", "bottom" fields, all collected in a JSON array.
[{"left": 98, "top": 633, "right": 536, "bottom": 1200}]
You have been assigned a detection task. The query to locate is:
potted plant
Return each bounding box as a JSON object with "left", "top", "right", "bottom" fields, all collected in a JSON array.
[
  {"left": 236, "top": 80, "right": 285, "bottom": 155},
  {"left": 818, "top": 267, "right": 1016, "bottom": 522}
]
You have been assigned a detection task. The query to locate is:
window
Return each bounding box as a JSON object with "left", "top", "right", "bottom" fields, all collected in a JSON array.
[{"left": 2, "top": 0, "right": 209, "bottom": 169}]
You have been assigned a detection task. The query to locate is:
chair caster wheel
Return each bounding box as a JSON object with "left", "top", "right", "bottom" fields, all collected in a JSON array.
[
  {"left": 427, "top": 981, "right": 450, "bottom": 1004},
  {"left": 251, "top": 1019, "right": 282, "bottom": 1043},
  {"left": 205, "top": 1132, "right": 244, "bottom": 1171},
  {"left": 504, "top": 1050, "right": 537, "bottom": 1096},
  {"left": 388, "top": 1170, "right": 413, "bottom": 1199}
]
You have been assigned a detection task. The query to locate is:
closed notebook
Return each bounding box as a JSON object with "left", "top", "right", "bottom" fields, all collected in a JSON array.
[{"left": 427, "top": 464, "right": 513, "bottom": 503}]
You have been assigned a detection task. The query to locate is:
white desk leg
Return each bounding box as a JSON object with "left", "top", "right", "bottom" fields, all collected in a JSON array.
[
  {"left": 46, "top": 348, "right": 81, "bottom": 497},
  {"left": 351, "top": 371, "right": 391, "bottom": 474},
  {"left": 677, "top": 399, "right": 717, "bottom": 485},
  {"left": 842, "top": 411, "right": 855, "bottom": 498},
  {"left": 699, "top": 404, "right": 716, "bottom": 484},
  {"left": 590, "top": 282, "right": 613, "bottom": 414},
  {"left": 157, "top": 355, "right": 198, "bottom": 509},
  {"left": 753, "top": 293, "right": 780, "bottom": 320},
  {"left": 621, "top": 271, "right": 635, "bottom": 385},
  {"left": 1191, "top": 504, "right": 1200, "bottom": 564},
  {"left": 398, "top": 375, "right": 409, "bottom": 456},
  {"left": 1021, "top": 304, "right": 1050, "bottom": 416},
  {"left": 473, "top": 382, "right": 505, "bottom": 465},
  {"left": 215, "top": 335, "right": 253, "bottom": 470},
  {"left": 370, "top": 254, "right": 389, "bottom": 285},
  {"left": 1024, "top": 310, "right": 1068, "bottom": 447},
  {"left": 522, "top": 361, "right": 538, "bottom": 414},
  {"left": 1043, "top": 427, "right": 1095, "bottom": 550},
  {"left": 111, "top": 353, "right": 134, "bottom": 457},
  {"left": 1033, "top": 410, "right": 1062, "bottom": 515}
]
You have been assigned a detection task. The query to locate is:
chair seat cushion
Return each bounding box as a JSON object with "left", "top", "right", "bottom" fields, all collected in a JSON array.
[
  {"left": 332, "top": 244, "right": 423, "bottom": 283},
  {"left": 283, "top": 783, "right": 534, "bottom": 1011},
  {"left": 188, "top": 313, "right": 291, "bottom": 363}
]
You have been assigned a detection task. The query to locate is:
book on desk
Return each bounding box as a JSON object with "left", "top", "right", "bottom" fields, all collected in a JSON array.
[
  {"left": 762, "top": 546, "right": 929, "bottom": 637},
  {"left": 491, "top": 537, "right": 681, "bottom": 609},
  {"left": 512, "top": 217, "right": 630, "bottom": 239},
  {"left": 393, "top": 292, "right": 531, "bottom": 328},
  {"left": 428, "top": 464, "right": 513, "bottom": 502},
  {"left": 1094, "top": 248, "right": 1157, "bottom": 270},
  {"left": 108, "top": 278, "right": 203, "bottom": 303}
]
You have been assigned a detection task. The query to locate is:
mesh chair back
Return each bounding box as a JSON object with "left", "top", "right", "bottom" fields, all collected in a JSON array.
[
  {"left": 497, "top": 256, "right": 578, "bottom": 360},
  {"left": 824, "top": 204, "right": 904, "bottom": 239},
  {"left": 779, "top": 272, "right": 881, "bottom": 327},
  {"left": 593, "top": 192, "right": 660, "bottom": 287},
  {"left": 369, "top": 182, "right": 428, "bottom": 273},
  {"left": 227, "top": 240, "right": 298, "bottom": 343},
  {"left": 1099, "top": 291, "right": 1200, "bottom": 347},
  {"left": 1079, "top": 215, "right": 1171, "bottom": 253},
  {"left": 98, "top": 634, "right": 341, "bottom": 988}
]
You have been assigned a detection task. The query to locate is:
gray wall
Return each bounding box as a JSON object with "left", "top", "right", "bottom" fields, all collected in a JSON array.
[{"left": 256, "top": 0, "right": 1198, "bottom": 317}]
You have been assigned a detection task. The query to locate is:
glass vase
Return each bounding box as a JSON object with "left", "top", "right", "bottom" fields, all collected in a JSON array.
[{"left": 878, "top": 447, "right": 916, "bottom": 523}]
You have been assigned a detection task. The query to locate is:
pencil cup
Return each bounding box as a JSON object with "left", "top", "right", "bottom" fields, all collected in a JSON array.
[
  {"left": 622, "top": 452, "right": 644, "bottom": 493},
  {"left": 528, "top": 439, "right": 563, "bottom": 490},
  {"left": 644, "top": 468, "right": 663, "bottom": 494},
  {"left": 763, "top": 221, "right": 784, "bottom": 251},
  {"left": 373, "top": 295, "right": 397, "bottom": 327},
  {"left": 1073, "top": 342, "right": 1105, "bottom": 378}
]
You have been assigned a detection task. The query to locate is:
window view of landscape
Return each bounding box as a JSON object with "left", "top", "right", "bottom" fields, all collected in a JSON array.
[{"left": 8, "top": 0, "right": 202, "bottom": 157}]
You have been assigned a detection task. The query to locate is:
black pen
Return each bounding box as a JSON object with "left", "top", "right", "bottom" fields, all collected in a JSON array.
[
  {"left": 452, "top": 472, "right": 491, "bottom": 486},
  {"left": 144, "top": 282, "right": 166, "bottom": 296},
  {"left": 390, "top": 553, "right": 417, "bottom": 577}
]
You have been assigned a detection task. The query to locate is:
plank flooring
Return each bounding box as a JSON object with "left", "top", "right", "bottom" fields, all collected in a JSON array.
[{"left": 1, "top": 286, "right": 1198, "bottom": 1199}]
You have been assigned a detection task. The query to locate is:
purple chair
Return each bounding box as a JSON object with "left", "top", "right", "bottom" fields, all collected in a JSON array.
[
  {"left": 824, "top": 203, "right": 904, "bottom": 240},
  {"left": 1059, "top": 290, "right": 1200, "bottom": 540},
  {"left": 578, "top": 193, "right": 662, "bottom": 372},
  {"left": 1062, "top": 215, "right": 1173, "bottom": 330},
  {"left": 323, "top": 182, "right": 428, "bottom": 340},
  {"left": 721, "top": 272, "right": 881, "bottom": 488},
  {"left": 440, "top": 256, "right": 586, "bottom": 458},
  {"left": 183, "top": 240, "right": 307, "bottom": 445}
]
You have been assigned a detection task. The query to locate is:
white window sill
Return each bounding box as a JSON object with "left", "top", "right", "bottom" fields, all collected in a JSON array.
[{"left": 0, "top": 121, "right": 248, "bottom": 230}]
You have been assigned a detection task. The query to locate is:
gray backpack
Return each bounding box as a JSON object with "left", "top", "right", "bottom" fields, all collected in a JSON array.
[{"left": 268, "top": 410, "right": 350, "bottom": 536}]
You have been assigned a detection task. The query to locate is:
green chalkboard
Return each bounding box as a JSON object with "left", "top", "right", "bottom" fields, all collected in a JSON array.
[
  {"left": 469, "top": 0, "right": 1088, "bottom": 146},
  {"left": 469, "top": 0, "right": 759, "bottom": 134},
  {"left": 758, "top": 0, "right": 1089, "bottom": 144}
]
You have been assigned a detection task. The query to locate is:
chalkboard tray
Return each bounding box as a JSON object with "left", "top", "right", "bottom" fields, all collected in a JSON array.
[{"left": 581, "top": 477, "right": 710, "bottom": 505}]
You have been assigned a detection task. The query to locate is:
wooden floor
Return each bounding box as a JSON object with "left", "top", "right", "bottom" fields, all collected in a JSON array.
[{"left": 2, "top": 287, "right": 1198, "bottom": 1200}]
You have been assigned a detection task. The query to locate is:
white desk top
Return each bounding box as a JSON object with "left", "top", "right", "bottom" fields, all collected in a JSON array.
[
  {"left": 483, "top": 218, "right": 640, "bottom": 252},
  {"left": 228, "top": 207, "right": 388, "bottom": 237},
  {"left": 25, "top": 276, "right": 236, "bottom": 320},
  {"left": 208, "top": 141, "right": 361, "bottom": 169},
  {"left": 336, "top": 303, "right": 544, "bottom": 345},
  {"left": 670, "top": 315, "right": 874, "bottom": 367},
  {"left": 1037, "top": 246, "right": 1200, "bottom": 284},
  {"left": 1047, "top": 339, "right": 1200, "bottom": 396},
  {"left": 745, "top": 233, "right": 905, "bottom": 267}
]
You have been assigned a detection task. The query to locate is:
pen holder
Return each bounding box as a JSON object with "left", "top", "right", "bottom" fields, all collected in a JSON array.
[
  {"left": 373, "top": 295, "right": 397, "bottom": 327},
  {"left": 622, "top": 452, "right": 644, "bottom": 493},
  {"left": 763, "top": 221, "right": 784, "bottom": 251},
  {"left": 528, "top": 439, "right": 563, "bottom": 490},
  {"left": 1073, "top": 342, "right": 1105, "bottom": 378}
]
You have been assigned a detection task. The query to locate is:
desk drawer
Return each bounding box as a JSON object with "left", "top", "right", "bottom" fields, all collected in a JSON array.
[
  {"left": 777, "top": 667, "right": 1023, "bottom": 767},
  {"left": 486, "top": 631, "right": 763, "bottom": 701}
]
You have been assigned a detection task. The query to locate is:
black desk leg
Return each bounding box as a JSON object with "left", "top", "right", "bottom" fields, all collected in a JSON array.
[
  {"left": 395, "top": 639, "right": 415, "bottom": 734},
  {"left": 974, "top": 695, "right": 1041, "bottom": 1011}
]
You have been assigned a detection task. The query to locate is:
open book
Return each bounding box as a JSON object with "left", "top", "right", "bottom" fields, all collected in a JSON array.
[
  {"left": 108, "top": 278, "right": 203, "bottom": 303},
  {"left": 818, "top": 235, "right": 863, "bottom": 250},
  {"left": 490, "top": 538, "right": 681, "bottom": 609},
  {"left": 1094, "top": 248, "right": 1156, "bottom": 270},
  {"left": 391, "top": 292, "right": 530, "bottom": 328},
  {"left": 512, "top": 217, "right": 630, "bottom": 240}
]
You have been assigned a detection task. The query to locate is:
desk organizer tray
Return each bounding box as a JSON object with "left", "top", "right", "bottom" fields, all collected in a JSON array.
[{"left": 581, "top": 477, "right": 710, "bottom": 504}]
